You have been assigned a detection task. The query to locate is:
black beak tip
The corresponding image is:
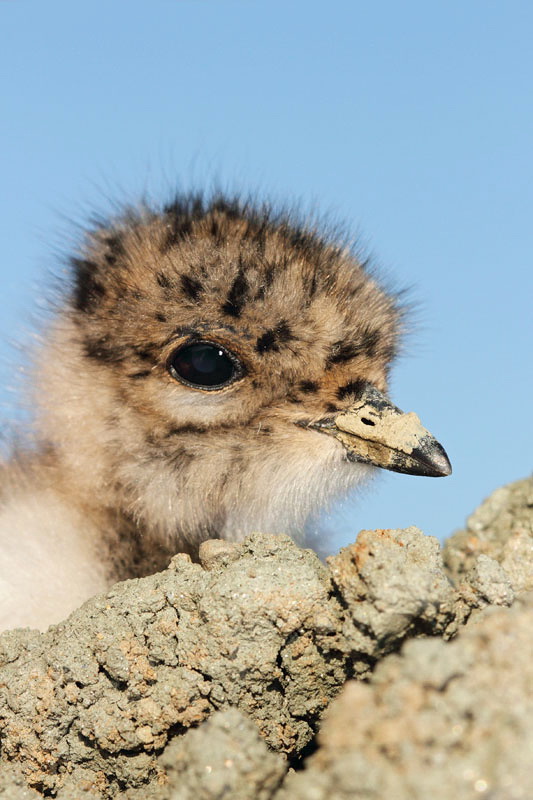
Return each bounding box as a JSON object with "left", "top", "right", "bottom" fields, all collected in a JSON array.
[{"left": 411, "top": 438, "right": 452, "bottom": 478}]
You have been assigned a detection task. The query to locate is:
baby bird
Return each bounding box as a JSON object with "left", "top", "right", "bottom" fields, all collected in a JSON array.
[{"left": 0, "top": 194, "right": 451, "bottom": 631}]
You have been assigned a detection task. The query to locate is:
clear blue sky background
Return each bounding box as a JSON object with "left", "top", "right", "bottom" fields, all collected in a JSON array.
[{"left": 1, "top": 0, "right": 531, "bottom": 550}]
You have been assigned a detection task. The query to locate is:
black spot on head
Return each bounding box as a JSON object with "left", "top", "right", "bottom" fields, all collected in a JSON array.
[
  {"left": 155, "top": 312, "right": 167, "bottom": 323},
  {"left": 180, "top": 274, "right": 203, "bottom": 301},
  {"left": 325, "top": 403, "right": 340, "bottom": 413},
  {"left": 157, "top": 272, "right": 171, "bottom": 289},
  {"left": 162, "top": 194, "right": 205, "bottom": 251},
  {"left": 71, "top": 258, "right": 107, "bottom": 312},
  {"left": 327, "top": 340, "right": 362, "bottom": 365},
  {"left": 256, "top": 329, "right": 277, "bottom": 353},
  {"left": 336, "top": 379, "right": 367, "bottom": 401},
  {"left": 362, "top": 329, "right": 381, "bottom": 358},
  {"left": 299, "top": 380, "right": 319, "bottom": 393},
  {"left": 84, "top": 337, "right": 125, "bottom": 364},
  {"left": 286, "top": 224, "right": 321, "bottom": 256},
  {"left": 211, "top": 196, "right": 243, "bottom": 219},
  {"left": 256, "top": 320, "right": 294, "bottom": 354},
  {"left": 164, "top": 193, "right": 203, "bottom": 217},
  {"left": 221, "top": 267, "right": 248, "bottom": 317}
]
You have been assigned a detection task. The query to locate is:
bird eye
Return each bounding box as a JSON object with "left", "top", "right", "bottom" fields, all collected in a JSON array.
[{"left": 168, "top": 342, "right": 242, "bottom": 390}]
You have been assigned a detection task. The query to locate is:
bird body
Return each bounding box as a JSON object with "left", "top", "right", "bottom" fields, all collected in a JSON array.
[{"left": 0, "top": 195, "right": 450, "bottom": 630}]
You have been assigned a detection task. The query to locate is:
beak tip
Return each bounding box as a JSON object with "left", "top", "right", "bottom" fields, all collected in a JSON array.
[
  {"left": 441, "top": 456, "right": 453, "bottom": 477},
  {"left": 413, "top": 439, "right": 452, "bottom": 478},
  {"left": 433, "top": 457, "right": 452, "bottom": 478}
]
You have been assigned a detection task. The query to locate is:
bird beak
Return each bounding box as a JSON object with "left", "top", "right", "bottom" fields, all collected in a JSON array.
[{"left": 311, "top": 384, "right": 452, "bottom": 477}]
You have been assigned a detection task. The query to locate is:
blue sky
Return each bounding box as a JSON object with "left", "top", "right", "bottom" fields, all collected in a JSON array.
[{"left": 1, "top": 0, "right": 531, "bottom": 548}]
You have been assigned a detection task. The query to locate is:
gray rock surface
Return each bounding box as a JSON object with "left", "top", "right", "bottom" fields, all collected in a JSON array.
[
  {"left": 444, "top": 476, "right": 533, "bottom": 595},
  {"left": 0, "top": 764, "right": 42, "bottom": 800},
  {"left": 158, "top": 708, "right": 286, "bottom": 800},
  {"left": 277, "top": 593, "right": 533, "bottom": 800},
  {"left": 0, "top": 477, "right": 532, "bottom": 799}
]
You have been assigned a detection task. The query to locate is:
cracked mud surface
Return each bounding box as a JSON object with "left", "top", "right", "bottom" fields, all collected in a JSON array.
[{"left": 0, "top": 477, "right": 532, "bottom": 798}]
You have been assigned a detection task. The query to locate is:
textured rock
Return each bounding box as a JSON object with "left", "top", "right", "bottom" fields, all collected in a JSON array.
[
  {"left": 0, "top": 527, "right": 459, "bottom": 798},
  {"left": 277, "top": 593, "right": 533, "bottom": 800},
  {"left": 0, "top": 763, "right": 42, "bottom": 799},
  {"left": 444, "top": 476, "right": 533, "bottom": 595},
  {"left": 1, "top": 478, "right": 532, "bottom": 798},
  {"left": 158, "top": 709, "right": 286, "bottom": 800},
  {"left": 327, "top": 526, "right": 460, "bottom": 668}
]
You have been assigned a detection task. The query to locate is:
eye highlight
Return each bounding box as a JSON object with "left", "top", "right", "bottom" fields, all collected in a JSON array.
[{"left": 168, "top": 341, "right": 243, "bottom": 390}]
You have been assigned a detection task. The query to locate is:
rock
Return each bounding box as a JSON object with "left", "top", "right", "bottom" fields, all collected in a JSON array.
[
  {"left": 464, "top": 553, "right": 514, "bottom": 607},
  {"left": 443, "top": 476, "right": 533, "bottom": 594},
  {"left": 0, "top": 527, "right": 462, "bottom": 797},
  {"left": 1, "top": 478, "right": 532, "bottom": 798},
  {"left": 159, "top": 709, "right": 286, "bottom": 800},
  {"left": 0, "top": 763, "right": 42, "bottom": 799},
  {"left": 277, "top": 593, "right": 533, "bottom": 800},
  {"left": 327, "top": 527, "right": 458, "bottom": 666}
]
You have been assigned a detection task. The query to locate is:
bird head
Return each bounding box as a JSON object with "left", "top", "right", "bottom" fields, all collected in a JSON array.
[{"left": 37, "top": 195, "right": 450, "bottom": 552}]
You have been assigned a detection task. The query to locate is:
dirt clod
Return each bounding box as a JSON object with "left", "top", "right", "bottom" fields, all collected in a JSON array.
[{"left": 0, "top": 477, "right": 532, "bottom": 798}]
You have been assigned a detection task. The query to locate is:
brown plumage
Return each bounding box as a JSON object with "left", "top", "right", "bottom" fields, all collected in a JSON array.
[{"left": 0, "top": 194, "right": 451, "bottom": 630}]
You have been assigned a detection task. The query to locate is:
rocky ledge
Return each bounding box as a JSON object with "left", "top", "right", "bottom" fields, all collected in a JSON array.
[{"left": 0, "top": 477, "right": 531, "bottom": 799}]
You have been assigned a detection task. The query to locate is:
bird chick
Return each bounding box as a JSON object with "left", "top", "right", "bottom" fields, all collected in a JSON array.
[{"left": 0, "top": 194, "right": 451, "bottom": 630}]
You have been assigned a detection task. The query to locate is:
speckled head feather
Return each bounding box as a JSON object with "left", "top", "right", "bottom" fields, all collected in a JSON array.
[
  {"left": 1, "top": 193, "right": 450, "bottom": 631},
  {"left": 54, "top": 197, "right": 401, "bottom": 528}
]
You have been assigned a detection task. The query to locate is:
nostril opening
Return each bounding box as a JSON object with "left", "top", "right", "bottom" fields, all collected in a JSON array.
[{"left": 361, "top": 417, "right": 375, "bottom": 426}]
